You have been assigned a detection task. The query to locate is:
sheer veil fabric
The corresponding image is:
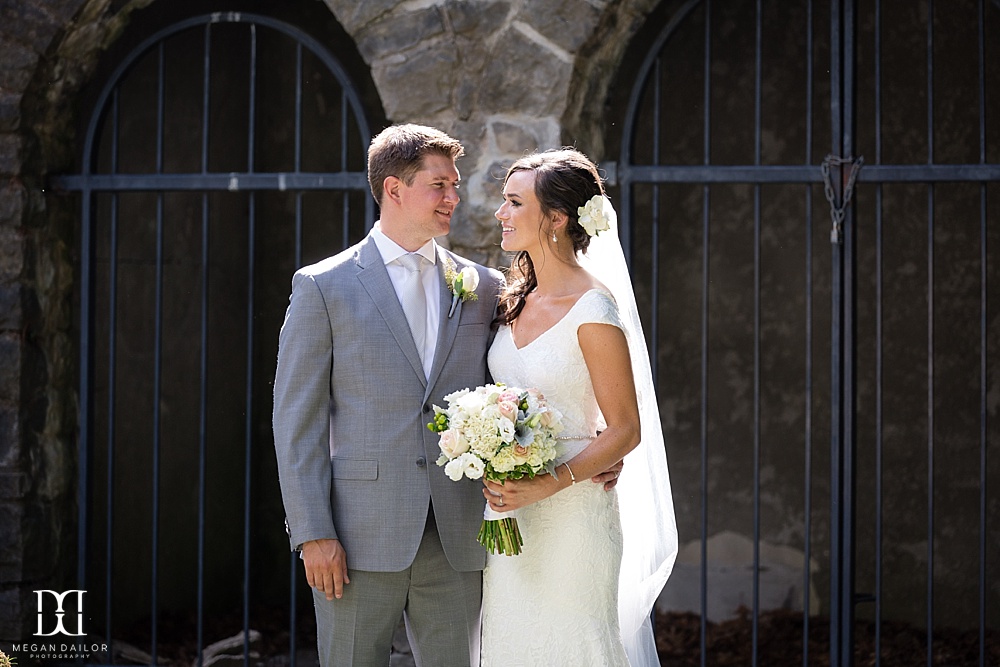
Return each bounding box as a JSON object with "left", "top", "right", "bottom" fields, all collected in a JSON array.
[{"left": 577, "top": 196, "right": 678, "bottom": 667}]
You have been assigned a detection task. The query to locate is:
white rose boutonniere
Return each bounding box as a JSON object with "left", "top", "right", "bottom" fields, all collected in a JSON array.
[
  {"left": 577, "top": 194, "right": 612, "bottom": 237},
  {"left": 443, "top": 258, "right": 479, "bottom": 317}
]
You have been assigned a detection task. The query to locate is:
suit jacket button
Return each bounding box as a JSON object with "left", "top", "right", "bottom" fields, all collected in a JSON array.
[
  {"left": 422, "top": 404, "right": 431, "bottom": 413},
  {"left": 416, "top": 456, "right": 427, "bottom": 467}
]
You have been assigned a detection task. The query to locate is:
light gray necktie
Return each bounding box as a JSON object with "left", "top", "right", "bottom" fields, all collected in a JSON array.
[{"left": 396, "top": 253, "right": 430, "bottom": 366}]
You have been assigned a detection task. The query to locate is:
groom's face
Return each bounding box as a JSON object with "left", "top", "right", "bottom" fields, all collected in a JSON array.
[{"left": 397, "top": 154, "right": 462, "bottom": 244}]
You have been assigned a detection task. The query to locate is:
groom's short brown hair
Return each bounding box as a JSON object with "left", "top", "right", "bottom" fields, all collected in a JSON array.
[{"left": 367, "top": 124, "right": 465, "bottom": 206}]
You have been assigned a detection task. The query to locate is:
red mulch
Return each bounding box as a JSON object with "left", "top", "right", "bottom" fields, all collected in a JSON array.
[{"left": 655, "top": 608, "right": 1000, "bottom": 667}]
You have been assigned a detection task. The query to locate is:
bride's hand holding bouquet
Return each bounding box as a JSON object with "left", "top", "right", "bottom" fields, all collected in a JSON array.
[{"left": 427, "top": 383, "right": 564, "bottom": 556}]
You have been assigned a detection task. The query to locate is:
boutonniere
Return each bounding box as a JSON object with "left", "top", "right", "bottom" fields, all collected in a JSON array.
[{"left": 443, "top": 258, "right": 479, "bottom": 317}]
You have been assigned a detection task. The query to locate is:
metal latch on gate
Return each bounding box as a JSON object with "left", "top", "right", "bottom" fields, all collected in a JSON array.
[{"left": 821, "top": 155, "right": 864, "bottom": 244}]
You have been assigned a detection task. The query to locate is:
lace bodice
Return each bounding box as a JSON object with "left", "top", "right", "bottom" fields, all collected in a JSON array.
[{"left": 487, "top": 289, "right": 623, "bottom": 460}]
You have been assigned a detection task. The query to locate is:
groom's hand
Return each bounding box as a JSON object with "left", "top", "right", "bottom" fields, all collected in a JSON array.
[
  {"left": 592, "top": 458, "right": 624, "bottom": 491},
  {"left": 301, "top": 538, "right": 350, "bottom": 601}
]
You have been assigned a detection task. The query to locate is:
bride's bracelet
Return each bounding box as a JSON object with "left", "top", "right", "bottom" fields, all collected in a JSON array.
[{"left": 562, "top": 462, "right": 577, "bottom": 485}]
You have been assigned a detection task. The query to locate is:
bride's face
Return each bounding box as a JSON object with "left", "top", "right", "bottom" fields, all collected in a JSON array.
[{"left": 496, "top": 170, "right": 548, "bottom": 253}]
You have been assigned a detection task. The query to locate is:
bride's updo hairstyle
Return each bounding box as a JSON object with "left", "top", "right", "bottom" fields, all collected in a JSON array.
[{"left": 495, "top": 148, "right": 605, "bottom": 327}]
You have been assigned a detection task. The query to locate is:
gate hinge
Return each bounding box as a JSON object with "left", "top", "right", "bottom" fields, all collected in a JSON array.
[{"left": 821, "top": 155, "right": 864, "bottom": 244}]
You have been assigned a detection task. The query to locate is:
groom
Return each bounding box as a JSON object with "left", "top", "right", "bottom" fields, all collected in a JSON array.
[{"left": 272, "top": 124, "right": 503, "bottom": 666}]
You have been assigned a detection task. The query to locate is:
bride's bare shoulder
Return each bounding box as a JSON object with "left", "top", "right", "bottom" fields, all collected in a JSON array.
[
  {"left": 589, "top": 277, "right": 611, "bottom": 293},
  {"left": 568, "top": 267, "right": 608, "bottom": 297}
]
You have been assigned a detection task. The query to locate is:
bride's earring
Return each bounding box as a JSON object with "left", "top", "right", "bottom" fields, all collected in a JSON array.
[{"left": 552, "top": 232, "right": 557, "bottom": 243}]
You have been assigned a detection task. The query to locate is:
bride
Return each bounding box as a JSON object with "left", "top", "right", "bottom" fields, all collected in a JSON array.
[{"left": 481, "top": 149, "right": 678, "bottom": 666}]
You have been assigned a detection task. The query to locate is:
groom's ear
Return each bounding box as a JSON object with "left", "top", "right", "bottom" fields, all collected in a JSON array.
[{"left": 383, "top": 176, "right": 403, "bottom": 205}]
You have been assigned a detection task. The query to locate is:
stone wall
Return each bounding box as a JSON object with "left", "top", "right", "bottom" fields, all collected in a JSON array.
[
  {"left": 322, "top": 0, "right": 657, "bottom": 265},
  {"left": 0, "top": 0, "right": 144, "bottom": 637}
]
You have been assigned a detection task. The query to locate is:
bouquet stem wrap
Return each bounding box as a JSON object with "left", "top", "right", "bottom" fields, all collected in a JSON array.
[
  {"left": 479, "top": 516, "right": 522, "bottom": 556},
  {"left": 480, "top": 505, "right": 524, "bottom": 556}
]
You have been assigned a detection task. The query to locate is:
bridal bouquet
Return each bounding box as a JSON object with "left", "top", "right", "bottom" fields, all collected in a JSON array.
[{"left": 427, "top": 384, "right": 563, "bottom": 555}]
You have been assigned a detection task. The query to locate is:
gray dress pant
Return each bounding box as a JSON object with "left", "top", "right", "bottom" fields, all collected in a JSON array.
[{"left": 312, "top": 510, "right": 483, "bottom": 666}]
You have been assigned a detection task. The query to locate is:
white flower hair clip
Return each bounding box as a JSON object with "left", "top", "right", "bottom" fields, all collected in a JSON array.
[{"left": 577, "top": 194, "right": 613, "bottom": 237}]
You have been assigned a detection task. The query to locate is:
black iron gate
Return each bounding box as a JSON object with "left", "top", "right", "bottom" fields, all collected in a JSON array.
[
  {"left": 610, "top": 0, "right": 999, "bottom": 665},
  {"left": 54, "top": 11, "right": 374, "bottom": 664}
]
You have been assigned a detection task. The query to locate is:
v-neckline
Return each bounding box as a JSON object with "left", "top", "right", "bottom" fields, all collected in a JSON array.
[{"left": 509, "top": 288, "right": 601, "bottom": 351}]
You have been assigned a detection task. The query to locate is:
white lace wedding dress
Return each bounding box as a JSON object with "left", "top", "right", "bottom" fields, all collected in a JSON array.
[{"left": 481, "top": 289, "right": 631, "bottom": 666}]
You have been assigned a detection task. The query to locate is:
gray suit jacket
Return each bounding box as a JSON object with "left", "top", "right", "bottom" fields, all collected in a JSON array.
[{"left": 273, "top": 234, "right": 504, "bottom": 573}]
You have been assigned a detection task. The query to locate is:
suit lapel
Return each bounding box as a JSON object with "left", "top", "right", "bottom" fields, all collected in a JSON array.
[
  {"left": 425, "top": 248, "right": 464, "bottom": 397},
  {"left": 356, "top": 238, "right": 427, "bottom": 386}
]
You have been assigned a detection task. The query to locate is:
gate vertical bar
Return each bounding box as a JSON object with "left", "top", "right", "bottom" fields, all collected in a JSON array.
[
  {"left": 829, "top": 0, "right": 859, "bottom": 664},
  {"left": 150, "top": 40, "right": 168, "bottom": 665},
  {"left": 977, "top": 2, "right": 988, "bottom": 664},
  {"left": 290, "top": 37, "right": 304, "bottom": 667},
  {"left": 650, "top": 58, "right": 662, "bottom": 385},
  {"left": 243, "top": 23, "right": 259, "bottom": 666},
  {"left": 752, "top": 1, "right": 763, "bottom": 663},
  {"left": 829, "top": 1, "right": 844, "bottom": 657},
  {"left": 341, "top": 91, "right": 351, "bottom": 248},
  {"left": 104, "top": 89, "right": 121, "bottom": 653},
  {"left": 803, "top": 2, "right": 814, "bottom": 664},
  {"left": 699, "top": 1, "right": 711, "bottom": 664},
  {"left": 295, "top": 39, "right": 304, "bottom": 265},
  {"left": 845, "top": 0, "right": 860, "bottom": 660},
  {"left": 873, "top": 1, "right": 884, "bottom": 663},
  {"left": 195, "top": 21, "right": 213, "bottom": 667},
  {"left": 841, "top": 0, "right": 859, "bottom": 662},
  {"left": 924, "top": 3, "right": 936, "bottom": 663},
  {"left": 197, "top": 190, "right": 209, "bottom": 667},
  {"left": 978, "top": 187, "right": 988, "bottom": 667},
  {"left": 77, "top": 196, "right": 93, "bottom": 612}
]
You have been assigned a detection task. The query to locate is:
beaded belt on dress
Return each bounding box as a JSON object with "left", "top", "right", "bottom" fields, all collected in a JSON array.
[{"left": 555, "top": 435, "right": 594, "bottom": 460}]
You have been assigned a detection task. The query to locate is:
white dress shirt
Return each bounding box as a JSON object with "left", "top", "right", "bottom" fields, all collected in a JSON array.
[{"left": 371, "top": 225, "right": 441, "bottom": 378}]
